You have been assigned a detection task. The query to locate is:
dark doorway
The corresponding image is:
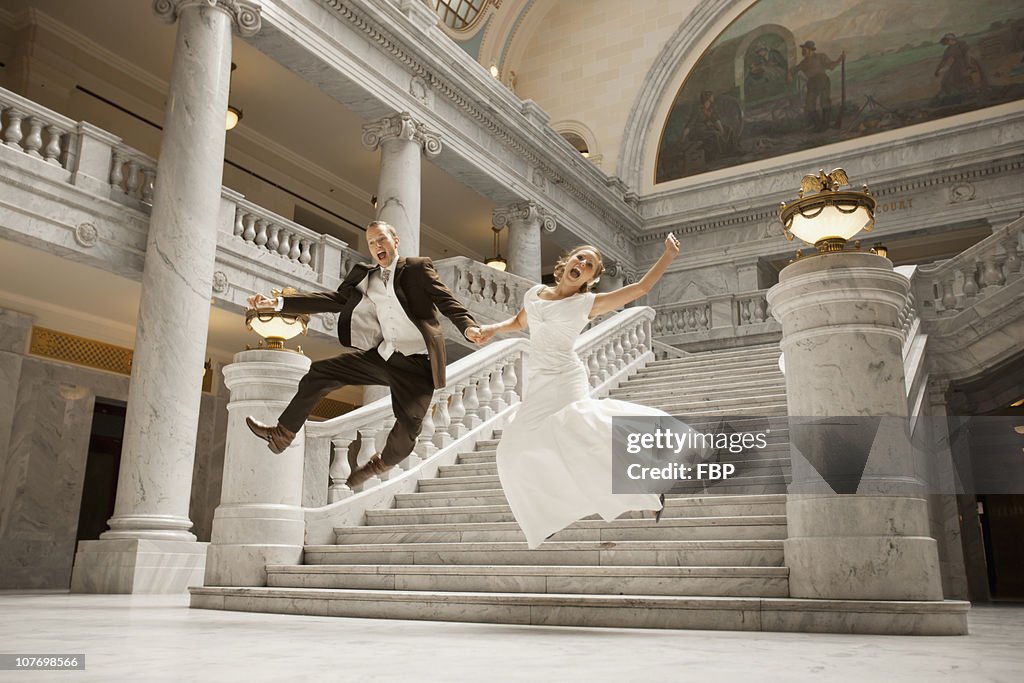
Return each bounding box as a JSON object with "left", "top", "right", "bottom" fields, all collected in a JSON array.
[
  {"left": 978, "top": 494, "right": 1024, "bottom": 601},
  {"left": 75, "top": 400, "right": 126, "bottom": 543}
]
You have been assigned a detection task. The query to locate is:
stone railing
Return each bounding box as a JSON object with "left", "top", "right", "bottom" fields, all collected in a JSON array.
[
  {"left": 109, "top": 144, "right": 158, "bottom": 206},
  {"left": 0, "top": 89, "right": 78, "bottom": 170},
  {"left": 433, "top": 257, "right": 536, "bottom": 323},
  {"left": 302, "top": 304, "right": 656, "bottom": 542},
  {"left": 230, "top": 196, "right": 365, "bottom": 275},
  {"left": 652, "top": 288, "right": 779, "bottom": 350},
  {"left": 652, "top": 339, "right": 690, "bottom": 360},
  {"left": 910, "top": 216, "right": 1023, "bottom": 319}
]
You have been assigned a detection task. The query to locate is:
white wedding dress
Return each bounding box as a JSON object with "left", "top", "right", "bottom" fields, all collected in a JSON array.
[{"left": 496, "top": 285, "right": 691, "bottom": 548}]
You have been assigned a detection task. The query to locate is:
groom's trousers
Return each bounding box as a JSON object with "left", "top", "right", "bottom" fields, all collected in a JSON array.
[{"left": 277, "top": 348, "right": 434, "bottom": 467}]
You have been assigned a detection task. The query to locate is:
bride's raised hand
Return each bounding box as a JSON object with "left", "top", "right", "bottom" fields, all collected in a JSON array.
[{"left": 665, "top": 232, "right": 680, "bottom": 258}]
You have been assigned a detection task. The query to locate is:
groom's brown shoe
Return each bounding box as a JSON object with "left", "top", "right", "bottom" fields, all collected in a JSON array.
[
  {"left": 245, "top": 416, "right": 296, "bottom": 454},
  {"left": 346, "top": 454, "right": 393, "bottom": 488}
]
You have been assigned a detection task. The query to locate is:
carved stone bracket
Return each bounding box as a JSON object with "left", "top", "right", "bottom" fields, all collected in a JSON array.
[
  {"left": 153, "top": 0, "right": 262, "bottom": 36},
  {"left": 74, "top": 222, "right": 98, "bottom": 248},
  {"left": 492, "top": 200, "right": 556, "bottom": 234},
  {"left": 361, "top": 112, "right": 442, "bottom": 157}
]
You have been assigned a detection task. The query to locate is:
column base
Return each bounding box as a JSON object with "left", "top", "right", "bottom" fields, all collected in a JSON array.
[
  {"left": 204, "top": 544, "right": 303, "bottom": 587},
  {"left": 70, "top": 539, "right": 208, "bottom": 594}
]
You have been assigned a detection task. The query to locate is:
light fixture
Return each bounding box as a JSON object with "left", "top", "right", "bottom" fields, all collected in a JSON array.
[
  {"left": 226, "top": 63, "right": 242, "bottom": 131},
  {"left": 779, "top": 168, "right": 876, "bottom": 255},
  {"left": 370, "top": 194, "right": 378, "bottom": 209},
  {"left": 484, "top": 226, "right": 507, "bottom": 271},
  {"left": 245, "top": 288, "right": 309, "bottom": 351},
  {"left": 489, "top": 64, "right": 500, "bottom": 78},
  {"left": 203, "top": 359, "right": 212, "bottom": 377},
  {"left": 871, "top": 243, "right": 889, "bottom": 259}
]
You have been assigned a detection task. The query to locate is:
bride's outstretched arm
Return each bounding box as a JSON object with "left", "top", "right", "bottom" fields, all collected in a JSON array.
[
  {"left": 589, "top": 232, "right": 680, "bottom": 318},
  {"left": 474, "top": 307, "right": 528, "bottom": 343}
]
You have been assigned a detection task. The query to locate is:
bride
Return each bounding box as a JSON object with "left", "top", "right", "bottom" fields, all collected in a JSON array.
[{"left": 476, "top": 233, "right": 698, "bottom": 548}]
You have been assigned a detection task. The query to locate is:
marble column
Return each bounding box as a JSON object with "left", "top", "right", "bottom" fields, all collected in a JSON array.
[
  {"left": 766, "top": 251, "right": 944, "bottom": 601},
  {"left": 71, "top": 0, "right": 261, "bottom": 593},
  {"left": 361, "top": 112, "right": 442, "bottom": 256},
  {"left": 205, "top": 350, "right": 310, "bottom": 587},
  {"left": 492, "top": 201, "right": 556, "bottom": 282}
]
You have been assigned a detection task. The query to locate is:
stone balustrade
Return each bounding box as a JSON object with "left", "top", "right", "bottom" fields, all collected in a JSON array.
[
  {"left": 109, "top": 144, "right": 158, "bottom": 205},
  {"left": 577, "top": 306, "right": 655, "bottom": 397},
  {"left": 0, "top": 89, "right": 77, "bottom": 169},
  {"left": 303, "top": 338, "right": 528, "bottom": 504},
  {"left": 911, "top": 216, "right": 1023, "bottom": 318},
  {"left": 652, "top": 288, "right": 779, "bottom": 350},
  {"left": 433, "top": 256, "right": 537, "bottom": 322}
]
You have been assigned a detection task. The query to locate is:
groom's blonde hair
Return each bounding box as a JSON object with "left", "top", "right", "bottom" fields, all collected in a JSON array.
[{"left": 553, "top": 245, "right": 605, "bottom": 294}]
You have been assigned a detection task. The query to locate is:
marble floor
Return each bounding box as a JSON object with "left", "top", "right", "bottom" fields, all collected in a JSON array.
[{"left": 0, "top": 592, "right": 1021, "bottom": 682}]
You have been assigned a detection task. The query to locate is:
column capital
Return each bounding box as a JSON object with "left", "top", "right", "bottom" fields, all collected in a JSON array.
[
  {"left": 492, "top": 200, "right": 556, "bottom": 233},
  {"left": 153, "top": 0, "right": 262, "bottom": 37},
  {"left": 361, "top": 112, "right": 442, "bottom": 157}
]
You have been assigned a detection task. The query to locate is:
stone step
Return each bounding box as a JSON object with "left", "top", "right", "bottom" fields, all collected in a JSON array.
[
  {"left": 646, "top": 350, "right": 780, "bottom": 371},
  {"left": 669, "top": 474, "right": 790, "bottom": 496},
  {"left": 474, "top": 439, "right": 500, "bottom": 449},
  {"left": 418, "top": 474, "right": 502, "bottom": 492},
  {"left": 647, "top": 347, "right": 779, "bottom": 365},
  {"left": 457, "top": 439, "right": 791, "bottom": 466},
  {"left": 640, "top": 393, "right": 789, "bottom": 412},
  {"left": 334, "top": 515, "right": 788, "bottom": 545},
  {"left": 190, "top": 586, "right": 969, "bottom": 635},
  {"left": 625, "top": 370, "right": 784, "bottom": 391},
  {"left": 438, "top": 462, "right": 497, "bottom": 477},
  {"left": 303, "top": 539, "right": 786, "bottom": 567},
  {"left": 648, "top": 403, "right": 789, "bottom": 417},
  {"left": 394, "top": 488, "right": 508, "bottom": 508},
  {"left": 611, "top": 375, "right": 785, "bottom": 396},
  {"left": 266, "top": 564, "right": 790, "bottom": 597},
  {"left": 630, "top": 358, "right": 774, "bottom": 378},
  {"left": 366, "top": 494, "right": 789, "bottom": 526}
]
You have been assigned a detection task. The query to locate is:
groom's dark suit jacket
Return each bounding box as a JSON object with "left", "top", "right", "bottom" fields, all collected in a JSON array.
[{"left": 280, "top": 257, "right": 476, "bottom": 388}]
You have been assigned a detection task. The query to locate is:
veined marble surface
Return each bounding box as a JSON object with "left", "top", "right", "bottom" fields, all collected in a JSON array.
[{"left": 0, "top": 592, "right": 1020, "bottom": 682}]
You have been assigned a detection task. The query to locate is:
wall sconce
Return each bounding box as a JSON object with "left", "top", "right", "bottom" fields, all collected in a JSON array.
[
  {"left": 226, "top": 63, "right": 243, "bottom": 131},
  {"left": 779, "top": 168, "right": 876, "bottom": 255},
  {"left": 484, "top": 226, "right": 507, "bottom": 271},
  {"left": 489, "top": 64, "right": 500, "bottom": 78},
  {"left": 245, "top": 288, "right": 309, "bottom": 351}
]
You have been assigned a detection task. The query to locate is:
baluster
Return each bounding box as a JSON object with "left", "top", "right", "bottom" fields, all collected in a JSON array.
[
  {"left": 672, "top": 310, "right": 684, "bottom": 333},
  {"left": 448, "top": 386, "right": 467, "bottom": 439},
  {"left": 125, "top": 160, "right": 141, "bottom": 198},
  {"left": 23, "top": 117, "right": 43, "bottom": 158},
  {"left": 961, "top": 265, "right": 979, "bottom": 299},
  {"left": 3, "top": 108, "right": 24, "bottom": 149},
  {"left": 940, "top": 280, "right": 957, "bottom": 314},
  {"left": 350, "top": 428, "right": 379, "bottom": 490},
  {"left": 455, "top": 266, "right": 470, "bottom": 297},
  {"left": 43, "top": 125, "right": 62, "bottom": 165},
  {"left": 621, "top": 330, "right": 634, "bottom": 364},
  {"left": 587, "top": 352, "right": 601, "bottom": 388},
  {"left": 495, "top": 279, "right": 508, "bottom": 306},
  {"left": 597, "top": 343, "right": 611, "bottom": 379},
  {"left": 470, "top": 269, "right": 484, "bottom": 302},
  {"left": 980, "top": 257, "right": 1003, "bottom": 290},
  {"left": 415, "top": 399, "right": 437, "bottom": 459},
  {"left": 141, "top": 168, "right": 156, "bottom": 203},
  {"left": 739, "top": 300, "right": 752, "bottom": 326},
  {"left": 1003, "top": 234, "right": 1021, "bottom": 276},
  {"left": 266, "top": 224, "right": 280, "bottom": 253},
  {"left": 327, "top": 434, "right": 356, "bottom": 502},
  {"left": 375, "top": 420, "right": 400, "bottom": 477},
  {"left": 628, "top": 328, "right": 641, "bottom": 361},
  {"left": 463, "top": 380, "right": 481, "bottom": 429},
  {"left": 289, "top": 233, "right": 302, "bottom": 261},
  {"left": 299, "top": 239, "right": 313, "bottom": 266},
  {"left": 476, "top": 371, "right": 494, "bottom": 421},
  {"left": 501, "top": 360, "right": 519, "bottom": 406},
  {"left": 682, "top": 308, "right": 693, "bottom": 332},
  {"left": 612, "top": 337, "right": 626, "bottom": 371},
  {"left": 433, "top": 389, "right": 453, "bottom": 448},
  {"left": 254, "top": 218, "right": 269, "bottom": 247},
  {"left": 233, "top": 209, "right": 245, "bottom": 237},
  {"left": 489, "top": 362, "right": 507, "bottom": 412},
  {"left": 277, "top": 230, "right": 292, "bottom": 258},
  {"left": 755, "top": 299, "right": 767, "bottom": 324},
  {"left": 109, "top": 151, "right": 124, "bottom": 189},
  {"left": 241, "top": 213, "right": 257, "bottom": 242}
]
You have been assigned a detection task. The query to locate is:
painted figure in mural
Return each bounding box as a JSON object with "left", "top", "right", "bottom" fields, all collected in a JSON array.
[
  {"left": 934, "top": 33, "right": 987, "bottom": 103},
  {"left": 747, "top": 45, "right": 787, "bottom": 84},
  {"left": 682, "top": 91, "right": 737, "bottom": 163},
  {"left": 787, "top": 40, "right": 845, "bottom": 131}
]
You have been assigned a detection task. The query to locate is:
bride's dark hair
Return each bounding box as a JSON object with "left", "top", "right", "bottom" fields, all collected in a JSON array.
[{"left": 553, "top": 245, "right": 605, "bottom": 294}]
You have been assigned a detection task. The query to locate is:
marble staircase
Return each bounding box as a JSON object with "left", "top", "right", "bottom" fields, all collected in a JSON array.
[{"left": 191, "top": 344, "right": 969, "bottom": 634}]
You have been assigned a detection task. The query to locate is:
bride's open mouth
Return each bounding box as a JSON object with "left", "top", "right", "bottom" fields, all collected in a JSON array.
[{"left": 570, "top": 266, "right": 581, "bottom": 278}]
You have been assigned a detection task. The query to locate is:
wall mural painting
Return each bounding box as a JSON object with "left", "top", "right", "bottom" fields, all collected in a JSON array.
[{"left": 655, "top": 0, "right": 1024, "bottom": 183}]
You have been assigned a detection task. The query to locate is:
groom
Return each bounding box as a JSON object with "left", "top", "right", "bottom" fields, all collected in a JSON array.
[{"left": 246, "top": 220, "right": 483, "bottom": 487}]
